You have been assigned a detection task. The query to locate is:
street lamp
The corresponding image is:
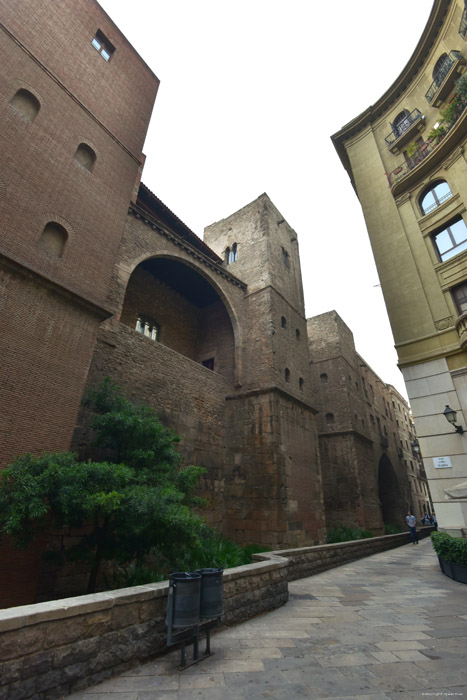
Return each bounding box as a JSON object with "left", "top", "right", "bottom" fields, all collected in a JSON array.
[{"left": 443, "top": 405, "right": 464, "bottom": 434}]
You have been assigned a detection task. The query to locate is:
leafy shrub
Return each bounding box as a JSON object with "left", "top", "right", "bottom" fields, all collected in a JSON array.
[
  {"left": 326, "top": 526, "right": 373, "bottom": 544},
  {"left": 384, "top": 524, "right": 402, "bottom": 535},
  {"left": 431, "top": 531, "right": 467, "bottom": 565}
]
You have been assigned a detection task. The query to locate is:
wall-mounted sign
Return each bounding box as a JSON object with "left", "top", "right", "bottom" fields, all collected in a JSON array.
[{"left": 433, "top": 456, "right": 452, "bottom": 469}]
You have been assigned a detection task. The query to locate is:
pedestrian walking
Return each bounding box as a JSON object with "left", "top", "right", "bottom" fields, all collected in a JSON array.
[{"left": 406, "top": 511, "right": 419, "bottom": 544}]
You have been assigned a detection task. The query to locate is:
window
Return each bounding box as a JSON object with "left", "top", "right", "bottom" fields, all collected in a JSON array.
[
  {"left": 39, "top": 222, "right": 68, "bottom": 257},
  {"left": 91, "top": 30, "right": 115, "bottom": 61},
  {"left": 285, "top": 368, "right": 290, "bottom": 383},
  {"left": 299, "top": 377, "right": 304, "bottom": 391},
  {"left": 281, "top": 316, "right": 287, "bottom": 328},
  {"left": 281, "top": 246, "right": 290, "bottom": 268},
  {"left": 74, "top": 143, "right": 96, "bottom": 172},
  {"left": 9, "top": 88, "right": 40, "bottom": 121},
  {"left": 420, "top": 180, "right": 452, "bottom": 215},
  {"left": 202, "top": 358, "right": 215, "bottom": 371},
  {"left": 320, "top": 373, "right": 328, "bottom": 383},
  {"left": 432, "top": 217, "right": 467, "bottom": 262},
  {"left": 226, "top": 243, "right": 237, "bottom": 264},
  {"left": 325, "top": 413, "right": 335, "bottom": 425},
  {"left": 452, "top": 282, "right": 467, "bottom": 314},
  {"left": 392, "top": 110, "right": 411, "bottom": 138},
  {"left": 295, "top": 328, "right": 300, "bottom": 340},
  {"left": 433, "top": 53, "right": 451, "bottom": 87},
  {"left": 135, "top": 315, "right": 160, "bottom": 340}
]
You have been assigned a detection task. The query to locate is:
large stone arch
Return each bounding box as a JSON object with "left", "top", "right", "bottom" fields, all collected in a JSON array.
[
  {"left": 120, "top": 255, "right": 237, "bottom": 383},
  {"left": 378, "top": 453, "right": 403, "bottom": 526}
]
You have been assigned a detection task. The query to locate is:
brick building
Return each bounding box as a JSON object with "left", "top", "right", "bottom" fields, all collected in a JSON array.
[{"left": 0, "top": 0, "right": 422, "bottom": 605}]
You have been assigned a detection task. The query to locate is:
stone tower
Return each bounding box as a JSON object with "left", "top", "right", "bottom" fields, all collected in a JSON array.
[{"left": 204, "top": 194, "right": 326, "bottom": 547}]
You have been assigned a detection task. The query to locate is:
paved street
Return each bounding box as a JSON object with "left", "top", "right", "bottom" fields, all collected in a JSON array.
[{"left": 67, "top": 538, "right": 467, "bottom": 699}]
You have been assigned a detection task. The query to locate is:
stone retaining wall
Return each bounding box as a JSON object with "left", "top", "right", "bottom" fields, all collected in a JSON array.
[{"left": 0, "top": 529, "right": 433, "bottom": 700}]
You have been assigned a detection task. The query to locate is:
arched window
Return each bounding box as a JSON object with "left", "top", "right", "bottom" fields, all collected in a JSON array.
[
  {"left": 433, "top": 53, "right": 451, "bottom": 87},
  {"left": 432, "top": 216, "right": 467, "bottom": 262},
  {"left": 320, "top": 373, "right": 328, "bottom": 383},
  {"left": 74, "top": 143, "right": 96, "bottom": 172},
  {"left": 39, "top": 222, "right": 68, "bottom": 257},
  {"left": 9, "top": 88, "right": 40, "bottom": 122},
  {"left": 225, "top": 247, "right": 230, "bottom": 264},
  {"left": 325, "top": 412, "right": 335, "bottom": 424},
  {"left": 392, "top": 109, "right": 411, "bottom": 138},
  {"left": 419, "top": 180, "right": 452, "bottom": 214},
  {"left": 226, "top": 243, "right": 237, "bottom": 264}
]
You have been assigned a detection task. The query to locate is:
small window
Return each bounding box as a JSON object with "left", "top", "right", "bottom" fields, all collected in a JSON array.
[
  {"left": 285, "top": 368, "right": 290, "bottom": 383},
  {"left": 299, "top": 377, "right": 304, "bottom": 391},
  {"left": 452, "top": 282, "right": 467, "bottom": 314},
  {"left": 325, "top": 412, "right": 335, "bottom": 424},
  {"left": 226, "top": 243, "right": 237, "bottom": 265},
  {"left": 91, "top": 30, "right": 115, "bottom": 61},
  {"left": 281, "top": 316, "right": 287, "bottom": 329},
  {"left": 202, "top": 358, "right": 215, "bottom": 371},
  {"left": 432, "top": 216, "right": 467, "bottom": 262},
  {"left": 9, "top": 88, "right": 40, "bottom": 122},
  {"left": 420, "top": 180, "right": 452, "bottom": 215},
  {"left": 320, "top": 373, "right": 328, "bottom": 383},
  {"left": 39, "top": 222, "right": 68, "bottom": 257},
  {"left": 135, "top": 315, "right": 160, "bottom": 341},
  {"left": 74, "top": 143, "right": 96, "bottom": 172},
  {"left": 295, "top": 328, "right": 300, "bottom": 340},
  {"left": 281, "top": 247, "right": 290, "bottom": 268}
]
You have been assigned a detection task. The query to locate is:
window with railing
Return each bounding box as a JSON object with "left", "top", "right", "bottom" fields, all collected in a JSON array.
[
  {"left": 425, "top": 51, "right": 463, "bottom": 103},
  {"left": 385, "top": 109, "right": 424, "bottom": 149},
  {"left": 419, "top": 180, "right": 453, "bottom": 215}
]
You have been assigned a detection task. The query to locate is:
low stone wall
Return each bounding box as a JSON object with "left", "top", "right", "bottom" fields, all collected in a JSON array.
[{"left": 0, "top": 530, "right": 433, "bottom": 700}]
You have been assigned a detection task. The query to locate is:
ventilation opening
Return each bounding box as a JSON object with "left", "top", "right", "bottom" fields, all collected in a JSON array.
[
  {"left": 74, "top": 143, "right": 96, "bottom": 172},
  {"left": 39, "top": 223, "right": 68, "bottom": 257},
  {"left": 9, "top": 89, "right": 40, "bottom": 122}
]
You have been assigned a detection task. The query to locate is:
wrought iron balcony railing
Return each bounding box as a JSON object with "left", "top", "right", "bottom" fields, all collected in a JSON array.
[
  {"left": 385, "top": 109, "right": 424, "bottom": 149},
  {"left": 425, "top": 50, "right": 464, "bottom": 104},
  {"left": 386, "top": 97, "right": 467, "bottom": 189}
]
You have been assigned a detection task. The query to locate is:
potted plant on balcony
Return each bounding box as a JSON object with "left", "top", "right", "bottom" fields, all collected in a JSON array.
[
  {"left": 427, "top": 124, "right": 446, "bottom": 144},
  {"left": 431, "top": 531, "right": 467, "bottom": 583},
  {"left": 406, "top": 141, "right": 420, "bottom": 158}
]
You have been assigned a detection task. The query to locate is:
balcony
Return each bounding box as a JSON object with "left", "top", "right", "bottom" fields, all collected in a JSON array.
[
  {"left": 386, "top": 98, "right": 467, "bottom": 193},
  {"left": 455, "top": 311, "right": 467, "bottom": 351},
  {"left": 425, "top": 51, "right": 466, "bottom": 107},
  {"left": 385, "top": 109, "right": 425, "bottom": 154}
]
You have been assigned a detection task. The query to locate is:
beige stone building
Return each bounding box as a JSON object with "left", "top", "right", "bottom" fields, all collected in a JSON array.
[{"left": 332, "top": 0, "right": 467, "bottom": 536}]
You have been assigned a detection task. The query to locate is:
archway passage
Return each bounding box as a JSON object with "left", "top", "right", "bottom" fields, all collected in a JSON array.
[
  {"left": 378, "top": 453, "right": 402, "bottom": 526},
  {"left": 120, "top": 257, "right": 235, "bottom": 382}
]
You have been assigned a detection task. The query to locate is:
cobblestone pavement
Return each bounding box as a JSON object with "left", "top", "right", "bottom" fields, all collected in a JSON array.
[{"left": 66, "top": 539, "right": 467, "bottom": 699}]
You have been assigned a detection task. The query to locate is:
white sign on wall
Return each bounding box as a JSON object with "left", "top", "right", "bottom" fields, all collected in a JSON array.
[{"left": 433, "top": 456, "right": 452, "bottom": 469}]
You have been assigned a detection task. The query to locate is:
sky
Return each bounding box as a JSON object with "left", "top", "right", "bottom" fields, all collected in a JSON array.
[{"left": 99, "top": 0, "right": 435, "bottom": 399}]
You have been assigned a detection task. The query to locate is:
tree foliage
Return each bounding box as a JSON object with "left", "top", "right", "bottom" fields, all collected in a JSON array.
[{"left": 0, "top": 379, "right": 207, "bottom": 592}]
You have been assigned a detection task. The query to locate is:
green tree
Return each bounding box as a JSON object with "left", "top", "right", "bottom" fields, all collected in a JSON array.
[{"left": 0, "top": 379, "right": 207, "bottom": 593}]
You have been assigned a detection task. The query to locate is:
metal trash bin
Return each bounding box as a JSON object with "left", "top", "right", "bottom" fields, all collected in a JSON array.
[
  {"left": 168, "top": 571, "right": 201, "bottom": 628},
  {"left": 196, "top": 568, "right": 224, "bottom": 619}
]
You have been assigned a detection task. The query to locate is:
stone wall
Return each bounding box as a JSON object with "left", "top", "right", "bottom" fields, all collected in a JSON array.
[{"left": 0, "top": 531, "right": 433, "bottom": 700}]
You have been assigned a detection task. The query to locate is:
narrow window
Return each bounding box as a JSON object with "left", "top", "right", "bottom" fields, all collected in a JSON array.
[
  {"left": 285, "top": 368, "right": 290, "bottom": 383},
  {"left": 295, "top": 328, "right": 300, "bottom": 340},
  {"left": 281, "top": 246, "right": 290, "bottom": 268},
  {"left": 432, "top": 216, "right": 467, "bottom": 262},
  {"left": 135, "top": 315, "right": 160, "bottom": 341},
  {"left": 320, "top": 373, "right": 328, "bottom": 383},
  {"left": 91, "top": 30, "right": 115, "bottom": 61},
  {"left": 299, "top": 377, "right": 304, "bottom": 391},
  {"left": 39, "top": 222, "right": 68, "bottom": 257},
  {"left": 9, "top": 88, "right": 40, "bottom": 122},
  {"left": 281, "top": 316, "right": 287, "bottom": 329},
  {"left": 231, "top": 242, "right": 237, "bottom": 262},
  {"left": 74, "top": 143, "right": 96, "bottom": 172},
  {"left": 202, "top": 358, "right": 215, "bottom": 371},
  {"left": 225, "top": 247, "right": 230, "bottom": 264},
  {"left": 452, "top": 282, "right": 467, "bottom": 314}
]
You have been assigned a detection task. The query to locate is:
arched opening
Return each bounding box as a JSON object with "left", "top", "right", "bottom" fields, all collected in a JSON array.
[
  {"left": 120, "top": 257, "right": 235, "bottom": 382},
  {"left": 378, "top": 454, "right": 402, "bottom": 526},
  {"left": 392, "top": 109, "right": 411, "bottom": 138},
  {"left": 74, "top": 143, "right": 96, "bottom": 172},
  {"left": 39, "top": 222, "right": 68, "bottom": 257},
  {"left": 433, "top": 53, "right": 451, "bottom": 87},
  {"left": 9, "top": 88, "right": 40, "bottom": 122},
  {"left": 419, "top": 180, "right": 452, "bottom": 215}
]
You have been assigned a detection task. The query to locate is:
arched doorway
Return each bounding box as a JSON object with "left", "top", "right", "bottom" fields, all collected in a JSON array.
[
  {"left": 378, "top": 454, "right": 402, "bottom": 526},
  {"left": 120, "top": 257, "right": 236, "bottom": 382}
]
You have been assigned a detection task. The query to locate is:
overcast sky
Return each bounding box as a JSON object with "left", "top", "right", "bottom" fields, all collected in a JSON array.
[{"left": 99, "top": 0, "right": 434, "bottom": 399}]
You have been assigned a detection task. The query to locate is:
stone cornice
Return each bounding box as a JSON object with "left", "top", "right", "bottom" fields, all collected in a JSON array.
[
  {"left": 331, "top": 0, "right": 452, "bottom": 180},
  {"left": 129, "top": 204, "right": 247, "bottom": 291},
  {"left": 225, "top": 385, "right": 318, "bottom": 414}
]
